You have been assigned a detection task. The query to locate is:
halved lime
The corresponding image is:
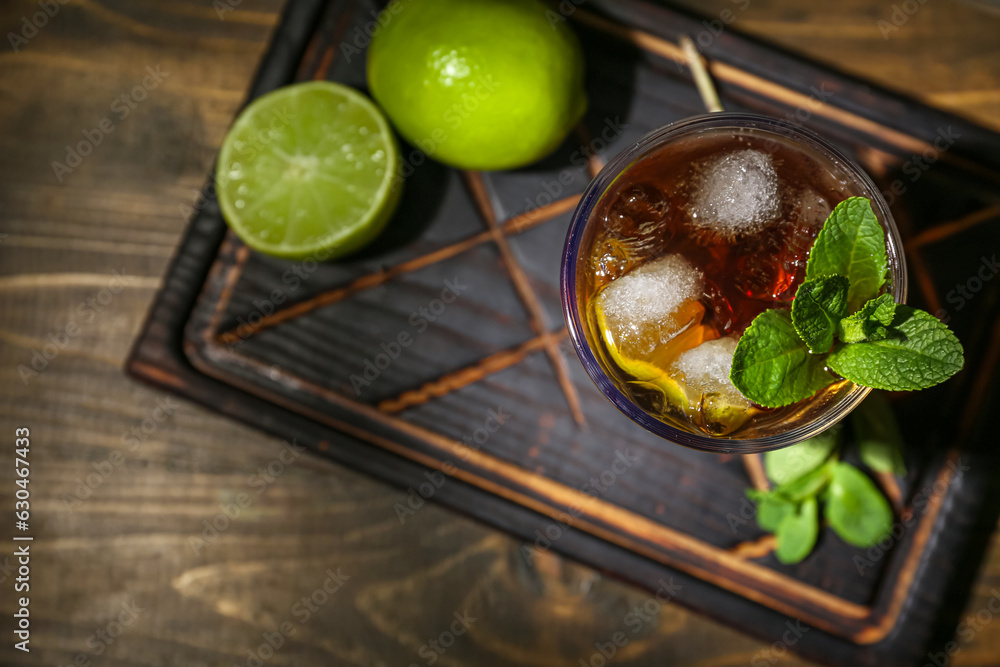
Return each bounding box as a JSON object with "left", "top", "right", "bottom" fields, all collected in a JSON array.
[{"left": 216, "top": 81, "right": 401, "bottom": 259}]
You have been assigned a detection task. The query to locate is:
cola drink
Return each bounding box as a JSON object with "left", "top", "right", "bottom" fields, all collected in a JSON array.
[{"left": 563, "top": 114, "right": 904, "bottom": 449}]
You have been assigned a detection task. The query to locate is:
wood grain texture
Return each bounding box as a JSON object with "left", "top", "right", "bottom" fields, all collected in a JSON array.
[
  {"left": 1, "top": 1, "right": 999, "bottom": 667},
  {"left": 178, "top": 0, "right": 1000, "bottom": 659}
]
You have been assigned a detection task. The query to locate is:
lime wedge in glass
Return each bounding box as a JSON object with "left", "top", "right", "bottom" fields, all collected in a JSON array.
[
  {"left": 591, "top": 302, "right": 693, "bottom": 411},
  {"left": 216, "top": 81, "right": 401, "bottom": 260},
  {"left": 592, "top": 299, "right": 755, "bottom": 434}
]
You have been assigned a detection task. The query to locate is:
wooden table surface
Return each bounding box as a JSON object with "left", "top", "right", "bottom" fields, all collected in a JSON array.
[{"left": 1, "top": 1, "right": 999, "bottom": 665}]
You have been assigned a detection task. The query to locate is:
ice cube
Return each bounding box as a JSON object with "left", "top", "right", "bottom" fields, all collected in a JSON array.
[
  {"left": 597, "top": 254, "right": 704, "bottom": 356},
  {"left": 603, "top": 183, "right": 673, "bottom": 260},
  {"left": 733, "top": 223, "right": 794, "bottom": 301},
  {"left": 796, "top": 188, "right": 832, "bottom": 228},
  {"left": 606, "top": 183, "right": 669, "bottom": 230},
  {"left": 628, "top": 183, "right": 668, "bottom": 215},
  {"left": 590, "top": 235, "right": 632, "bottom": 283},
  {"left": 689, "top": 149, "right": 779, "bottom": 239},
  {"left": 672, "top": 337, "right": 749, "bottom": 407}
]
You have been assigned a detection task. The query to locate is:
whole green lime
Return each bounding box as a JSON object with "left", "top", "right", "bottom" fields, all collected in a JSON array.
[{"left": 367, "top": 0, "right": 587, "bottom": 171}]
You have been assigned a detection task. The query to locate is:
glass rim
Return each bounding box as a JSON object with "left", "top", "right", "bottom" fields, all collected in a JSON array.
[{"left": 560, "top": 112, "right": 909, "bottom": 454}]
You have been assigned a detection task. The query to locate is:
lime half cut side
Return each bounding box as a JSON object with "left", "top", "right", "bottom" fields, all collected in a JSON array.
[{"left": 216, "top": 81, "right": 401, "bottom": 260}]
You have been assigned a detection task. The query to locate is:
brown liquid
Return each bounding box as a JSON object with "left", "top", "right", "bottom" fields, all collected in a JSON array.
[{"left": 580, "top": 128, "right": 877, "bottom": 438}]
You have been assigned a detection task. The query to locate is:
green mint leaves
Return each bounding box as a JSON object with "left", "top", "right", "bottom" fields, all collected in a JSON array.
[
  {"left": 775, "top": 497, "right": 819, "bottom": 564},
  {"left": 791, "top": 276, "right": 848, "bottom": 353},
  {"left": 825, "top": 462, "right": 894, "bottom": 548},
  {"left": 853, "top": 390, "right": 906, "bottom": 475},
  {"left": 828, "top": 306, "right": 964, "bottom": 390},
  {"left": 730, "top": 310, "right": 835, "bottom": 408},
  {"left": 731, "top": 197, "right": 964, "bottom": 407},
  {"left": 747, "top": 409, "right": 900, "bottom": 564},
  {"left": 804, "top": 196, "right": 888, "bottom": 313},
  {"left": 838, "top": 294, "right": 895, "bottom": 343},
  {"left": 746, "top": 489, "right": 794, "bottom": 532},
  {"left": 763, "top": 426, "right": 839, "bottom": 485}
]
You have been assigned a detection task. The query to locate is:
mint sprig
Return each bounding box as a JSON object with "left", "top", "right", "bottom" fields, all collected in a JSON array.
[
  {"left": 747, "top": 421, "right": 899, "bottom": 564},
  {"left": 730, "top": 197, "right": 964, "bottom": 407}
]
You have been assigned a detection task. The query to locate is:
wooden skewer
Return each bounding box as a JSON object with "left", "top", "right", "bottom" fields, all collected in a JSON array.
[
  {"left": 730, "top": 534, "right": 777, "bottom": 559},
  {"left": 680, "top": 35, "right": 724, "bottom": 113},
  {"left": 743, "top": 453, "right": 770, "bottom": 492}
]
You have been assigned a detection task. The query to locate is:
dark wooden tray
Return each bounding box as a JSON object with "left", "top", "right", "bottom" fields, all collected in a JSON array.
[{"left": 127, "top": 0, "right": 1000, "bottom": 664}]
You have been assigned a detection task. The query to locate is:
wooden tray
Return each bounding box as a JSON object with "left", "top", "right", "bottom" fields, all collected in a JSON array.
[{"left": 128, "top": 1, "right": 1000, "bottom": 664}]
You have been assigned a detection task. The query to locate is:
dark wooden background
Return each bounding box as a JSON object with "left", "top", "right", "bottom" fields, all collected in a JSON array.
[{"left": 1, "top": 1, "right": 999, "bottom": 665}]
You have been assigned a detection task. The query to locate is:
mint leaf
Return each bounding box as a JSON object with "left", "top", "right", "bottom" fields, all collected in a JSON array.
[
  {"left": 805, "top": 197, "right": 888, "bottom": 313},
  {"left": 825, "top": 462, "right": 893, "bottom": 547},
  {"left": 764, "top": 425, "right": 840, "bottom": 486},
  {"left": 868, "top": 294, "right": 896, "bottom": 325},
  {"left": 730, "top": 309, "right": 836, "bottom": 408},
  {"left": 775, "top": 497, "right": 819, "bottom": 564},
  {"left": 852, "top": 391, "right": 906, "bottom": 475},
  {"left": 747, "top": 489, "right": 795, "bottom": 532},
  {"left": 828, "top": 305, "right": 964, "bottom": 390},
  {"left": 775, "top": 459, "right": 834, "bottom": 502},
  {"left": 791, "top": 276, "right": 849, "bottom": 353},
  {"left": 838, "top": 294, "right": 896, "bottom": 344}
]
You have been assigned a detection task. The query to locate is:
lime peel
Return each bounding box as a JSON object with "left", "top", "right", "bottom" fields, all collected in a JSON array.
[{"left": 366, "top": 0, "right": 587, "bottom": 171}]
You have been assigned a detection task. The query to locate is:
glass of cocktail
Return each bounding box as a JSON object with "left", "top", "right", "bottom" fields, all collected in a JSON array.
[{"left": 561, "top": 113, "right": 907, "bottom": 453}]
